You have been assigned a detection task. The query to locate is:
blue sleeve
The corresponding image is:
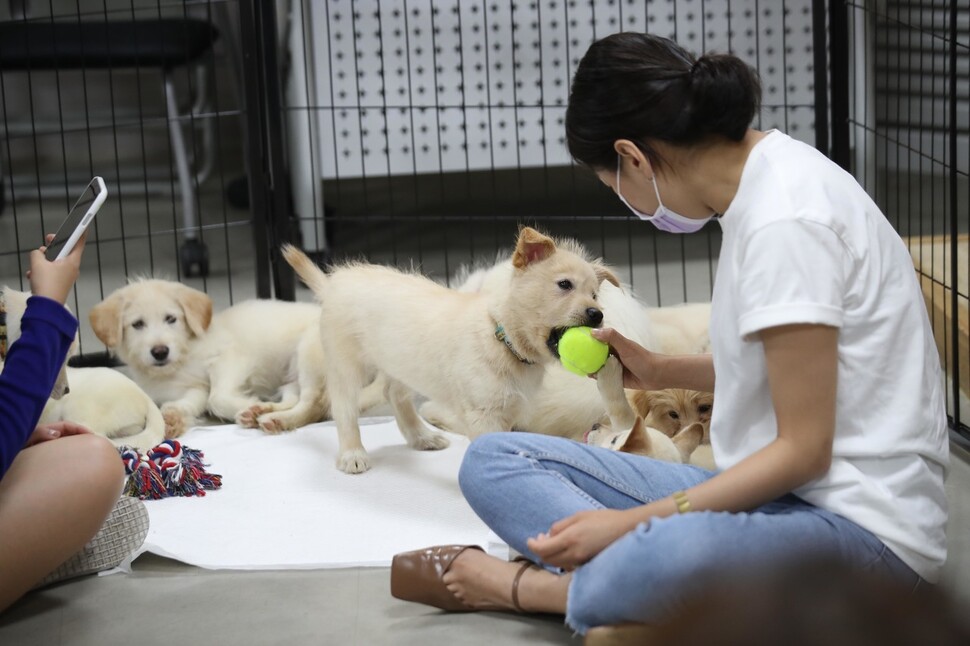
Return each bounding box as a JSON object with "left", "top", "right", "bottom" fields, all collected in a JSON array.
[{"left": 0, "top": 296, "right": 78, "bottom": 479}]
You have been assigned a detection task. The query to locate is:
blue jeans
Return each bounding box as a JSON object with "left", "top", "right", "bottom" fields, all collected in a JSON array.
[{"left": 458, "top": 433, "right": 920, "bottom": 634}]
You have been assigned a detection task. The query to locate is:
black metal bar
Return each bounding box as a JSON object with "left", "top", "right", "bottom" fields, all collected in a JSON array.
[
  {"left": 239, "top": 0, "right": 271, "bottom": 298},
  {"left": 812, "top": 0, "right": 829, "bottom": 157},
  {"left": 829, "top": 0, "right": 851, "bottom": 170},
  {"left": 255, "top": 0, "right": 296, "bottom": 301},
  {"left": 949, "top": 0, "right": 960, "bottom": 430}
]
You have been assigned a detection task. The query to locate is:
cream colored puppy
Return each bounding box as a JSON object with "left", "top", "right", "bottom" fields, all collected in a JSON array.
[
  {"left": 1, "top": 287, "right": 72, "bottom": 399},
  {"left": 214, "top": 299, "right": 388, "bottom": 433},
  {"left": 39, "top": 367, "right": 165, "bottom": 451},
  {"left": 425, "top": 255, "right": 711, "bottom": 441},
  {"left": 585, "top": 418, "right": 704, "bottom": 464},
  {"left": 90, "top": 279, "right": 213, "bottom": 438},
  {"left": 586, "top": 355, "right": 703, "bottom": 463},
  {"left": 283, "top": 227, "right": 619, "bottom": 474}
]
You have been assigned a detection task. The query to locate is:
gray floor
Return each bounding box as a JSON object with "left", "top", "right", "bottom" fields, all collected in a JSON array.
[{"left": 2, "top": 194, "right": 970, "bottom": 643}]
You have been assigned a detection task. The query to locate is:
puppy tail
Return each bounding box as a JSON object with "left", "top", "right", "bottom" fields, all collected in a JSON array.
[{"left": 281, "top": 244, "right": 328, "bottom": 299}]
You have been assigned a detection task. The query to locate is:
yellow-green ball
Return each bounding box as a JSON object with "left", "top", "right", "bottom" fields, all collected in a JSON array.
[{"left": 558, "top": 326, "right": 609, "bottom": 376}]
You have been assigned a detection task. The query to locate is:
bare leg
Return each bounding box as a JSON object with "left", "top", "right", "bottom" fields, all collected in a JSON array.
[
  {"left": 441, "top": 549, "right": 570, "bottom": 614},
  {"left": 0, "top": 434, "right": 124, "bottom": 612}
]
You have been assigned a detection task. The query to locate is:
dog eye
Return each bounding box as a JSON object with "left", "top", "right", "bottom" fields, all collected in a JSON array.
[
  {"left": 699, "top": 405, "right": 711, "bottom": 414},
  {"left": 164, "top": 314, "right": 177, "bottom": 324},
  {"left": 610, "top": 436, "right": 619, "bottom": 446},
  {"left": 132, "top": 320, "right": 145, "bottom": 330},
  {"left": 557, "top": 279, "right": 573, "bottom": 291},
  {"left": 668, "top": 411, "right": 680, "bottom": 420}
]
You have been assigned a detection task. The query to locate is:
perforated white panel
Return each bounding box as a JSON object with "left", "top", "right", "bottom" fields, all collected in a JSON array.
[{"left": 308, "top": 0, "right": 817, "bottom": 179}]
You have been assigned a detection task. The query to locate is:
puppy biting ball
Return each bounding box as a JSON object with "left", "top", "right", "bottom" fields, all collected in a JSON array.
[{"left": 558, "top": 326, "right": 610, "bottom": 376}]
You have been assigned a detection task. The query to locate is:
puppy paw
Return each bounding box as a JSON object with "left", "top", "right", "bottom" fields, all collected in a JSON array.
[
  {"left": 237, "top": 404, "right": 269, "bottom": 428},
  {"left": 162, "top": 408, "right": 187, "bottom": 438},
  {"left": 409, "top": 431, "right": 450, "bottom": 451},
  {"left": 337, "top": 449, "right": 371, "bottom": 474},
  {"left": 258, "top": 415, "right": 291, "bottom": 435},
  {"left": 598, "top": 355, "right": 623, "bottom": 384}
]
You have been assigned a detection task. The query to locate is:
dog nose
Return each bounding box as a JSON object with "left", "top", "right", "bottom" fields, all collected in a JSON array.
[
  {"left": 586, "top": 308, "right": 604, "bottom": 327},
  {"left": 62, "top": 385, "right": 70, "bottom": 395},
  {"left": 151, "top": 345, "right": 170, "bottom": 361}
]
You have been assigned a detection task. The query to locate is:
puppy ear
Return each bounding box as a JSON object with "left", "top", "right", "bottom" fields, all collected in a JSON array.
[
  {"left": 512, "top": 227, "right": 556, "bottom": 268},
  {"left": 175, "top": 285, "right": 213, "bottom": 338},
  {"left": 618, "top": 417, "right": 652, "bottom": 454},
  {"left": 628, "top": 390, "right": 656, "bottom": 418},
  {"left": 672, "top": 422, "right": 704, "bottom": 461},
  {"left": 593, "top": 261, "right": 621, "bottom": 288},
  {"left": 89, "top": 291, "right": 125, "bottom": 348}
]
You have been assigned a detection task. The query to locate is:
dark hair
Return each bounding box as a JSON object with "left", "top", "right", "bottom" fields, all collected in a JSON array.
[{"left": 565, "top": 32, "right": 762, "bottom": 171}]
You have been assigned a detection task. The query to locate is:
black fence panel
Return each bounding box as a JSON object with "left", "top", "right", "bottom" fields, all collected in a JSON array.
[{"left": 830, "top": 0, "right": 969, "bottom": 440}]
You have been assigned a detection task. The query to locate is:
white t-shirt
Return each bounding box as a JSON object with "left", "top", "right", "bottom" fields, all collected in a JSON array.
[{"left": 710, "top": 130, "right": 950, "bottom": 582}]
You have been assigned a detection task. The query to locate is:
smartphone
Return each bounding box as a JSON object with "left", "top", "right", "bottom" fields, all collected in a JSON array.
[{"left": 44, "top": 176, "right": 108, "bottom": 261}]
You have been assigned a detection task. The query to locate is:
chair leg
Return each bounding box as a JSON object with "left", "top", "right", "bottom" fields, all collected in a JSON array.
[
  {"left": 164, "top": 73, "right": 208, "bottom": 277},
  {"left": 163, "top": 73, "right": 198, "bottom": 241}
]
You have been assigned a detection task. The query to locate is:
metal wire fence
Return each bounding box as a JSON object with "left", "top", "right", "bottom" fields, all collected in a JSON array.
[{"left": 835, "top": 0, "right": 969, "bottom": 439}]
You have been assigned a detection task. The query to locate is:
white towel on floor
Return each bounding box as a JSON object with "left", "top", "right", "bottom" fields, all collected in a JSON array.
[{"left": 135, "top": 418, "right": 502, "bottom": 570}]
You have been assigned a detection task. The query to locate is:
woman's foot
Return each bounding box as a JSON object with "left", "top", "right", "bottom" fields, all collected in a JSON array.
[{"left": 442, "top": 549, "right": 563, "bottom": 613}]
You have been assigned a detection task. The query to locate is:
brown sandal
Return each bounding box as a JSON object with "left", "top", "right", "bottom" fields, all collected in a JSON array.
[
  {"left": 390, "top": 544, "right": 538, "bottom": 613},
  {"left": 510, "top": 557, "right": 537, "bottom": 612}
]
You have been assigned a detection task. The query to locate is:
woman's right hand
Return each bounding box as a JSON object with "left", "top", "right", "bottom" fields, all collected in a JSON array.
[
  {"left": 26, "top": 232, "right": 86, "bottom": 305},
  {"left": 590, "top": 327, "right": 666, "bottom": 391}
]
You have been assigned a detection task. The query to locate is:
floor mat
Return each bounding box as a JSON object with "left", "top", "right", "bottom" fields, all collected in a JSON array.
[{"left": 136, "top": 418, "right": 502, "bottom": 569}]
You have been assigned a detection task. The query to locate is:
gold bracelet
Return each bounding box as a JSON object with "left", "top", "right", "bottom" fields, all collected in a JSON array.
[{"left": 671, "top": 490, "right": 692, "bottom": 514}]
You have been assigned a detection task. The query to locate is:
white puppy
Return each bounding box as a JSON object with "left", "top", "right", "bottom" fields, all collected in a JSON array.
[
  {"left": 1, "top": 286, "right": 72, "bottom": 399},
  {"left": 283, "top": 227, "right": 620, "bottom": 474},
  {"left": 90, "top": 279, "right": 213, "bottom": 437},
  {"left": 423, "top": 256, "right": 712, "bottom": 441},
  {"left": 39, "top": 367, "right": 165, "bottom": 451}
]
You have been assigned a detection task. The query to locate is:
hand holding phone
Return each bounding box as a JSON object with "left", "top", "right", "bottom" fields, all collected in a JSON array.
[
  {"left": 29, "top": 232, "right": 86, "bottom": 305},
  {"left": 44, "top": 176, "right": 107, "bottom": 261}
]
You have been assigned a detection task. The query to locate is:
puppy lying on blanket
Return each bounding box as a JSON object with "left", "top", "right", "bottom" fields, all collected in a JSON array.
[
  {"left": 2, "top": 287, "right": 71, "bottom": 399},
  {"left": 91, "top": 280, "right": 378, "bottom": 437},
  {"left": 283, "top": 227, "right": 620, "bottom": 474},
  {"left": 90, "top": 279, "right": 212, "bottom": 437},
  {"left": 39, "top": 367, "right": 165, "bottom": 452}
]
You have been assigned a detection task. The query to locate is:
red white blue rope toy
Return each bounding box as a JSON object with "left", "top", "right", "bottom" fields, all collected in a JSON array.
[{"left": 119, "top": 440, "right": 222, "bottom": 500}]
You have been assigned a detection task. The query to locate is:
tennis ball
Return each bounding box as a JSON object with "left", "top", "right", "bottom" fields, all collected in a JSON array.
[{"left": 558, "top": 326, "right": 610, "bottom": 376}]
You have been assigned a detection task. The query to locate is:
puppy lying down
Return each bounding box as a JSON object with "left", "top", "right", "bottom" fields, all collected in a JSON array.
[
  {"left": 39, "top": 367, "right": 165, "bottom": 452},
  {"left": 589, "top": 356, "right": 716, "bottom": 469}
]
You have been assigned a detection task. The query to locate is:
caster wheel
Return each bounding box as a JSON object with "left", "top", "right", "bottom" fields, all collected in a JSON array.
[{"left": 180, "top": 238, "right": 209, "bottom": 277}]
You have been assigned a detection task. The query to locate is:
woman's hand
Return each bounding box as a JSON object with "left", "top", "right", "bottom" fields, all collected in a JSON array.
[
  {"left": 25, "top": 421, "right": 92, "bottom": 447},
  {"left": 590, "top": 328, "right": 664, "bottom": 391},
  {"left": 526, "top": 508, "right": 642, "bottom": 570}
]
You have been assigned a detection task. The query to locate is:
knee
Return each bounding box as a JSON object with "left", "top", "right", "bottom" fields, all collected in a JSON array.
[
  {"left": 72, "top": 433, "right": 125, "bottom": 492},
  {"left": 458, "top": 433, "right": 518, "bottom": 499}
]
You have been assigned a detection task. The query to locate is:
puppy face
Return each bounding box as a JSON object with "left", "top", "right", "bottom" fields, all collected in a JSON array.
[
  {"left": 89, "top": 280, "right": 212, "bottom": 377},
  {"left": 507, "top": 227, "right": 621, "bottom": 358},
  {"left": 630, "top": 388, "right": 714, "bottom": 441},
  {"left": 1, "top": 287, "right": 74, "bottom": 399},
  {"left": 586, "top": 417, "right": 704, "bottom": 463}
]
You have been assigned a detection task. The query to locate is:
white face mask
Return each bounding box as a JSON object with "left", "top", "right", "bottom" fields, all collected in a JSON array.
[{"left": 615, "top": 156, "right": 714, "bottom": 234}]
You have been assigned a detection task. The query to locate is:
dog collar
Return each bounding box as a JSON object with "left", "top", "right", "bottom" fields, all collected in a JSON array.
[
  {"left": 0, "top": 290, "right": 7, "bottom": 361},
  {"left": 494, "top": 323, "right": 534, "bottom": 365}
]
